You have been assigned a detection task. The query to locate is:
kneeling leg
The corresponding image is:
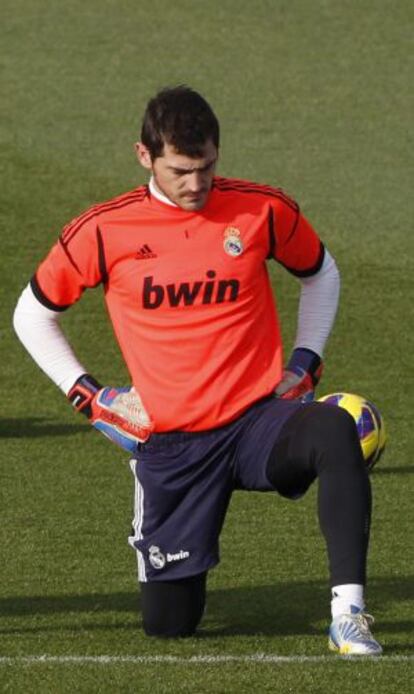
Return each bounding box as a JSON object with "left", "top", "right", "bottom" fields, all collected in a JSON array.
[{"left": 140, "top": 572, "right": 207, "bottom": 638}]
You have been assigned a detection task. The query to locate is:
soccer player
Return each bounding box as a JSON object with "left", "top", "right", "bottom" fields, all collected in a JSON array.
[{"left": 13, "top": 86, "right": 382, "bottom": 655}]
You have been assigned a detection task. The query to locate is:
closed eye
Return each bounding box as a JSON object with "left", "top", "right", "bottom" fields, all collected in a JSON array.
[{"left": 169, "top": 159, "right": 217, "bottom": 176}]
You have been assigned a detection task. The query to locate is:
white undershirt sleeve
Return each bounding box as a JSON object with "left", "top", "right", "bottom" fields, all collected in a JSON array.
[
  {"left": 293, "top": 249, "right": 340, "bottom": 357},
  {"left": 13, "top": 284, "right": 87, "bottom": 395}
]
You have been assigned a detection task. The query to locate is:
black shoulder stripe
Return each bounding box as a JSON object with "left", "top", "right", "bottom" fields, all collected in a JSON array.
[
  {"left": 61, "top": 187, "right": 149, "bottom": 246},
  {"left": 30, "top": 275, "right": 70, "bottom": 312},
  {"left": 266, "top": 203, "right": 300, "bottom": 259},
  {"left": 267, "top": 206, "right": 276, "bottom": 259},
  {"left": 285, "top": 208, "right": 300, "bottom": 244},
  {"left": 58, "top": 238, "right": 82, "bottom": 275},
  {"left": 213, "top": 178, "right": 300, "bottom": 213},
  {"left": 97, "top": 226, "right": 108, "bottom": 285},
  {"left": 280, "top": 242, "right": 326, "bottom": 278}
]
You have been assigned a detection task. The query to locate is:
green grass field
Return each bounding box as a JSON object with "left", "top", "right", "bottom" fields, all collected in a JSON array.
[{"left": 1, "top": 1, "right": 413, "bottom": 691}]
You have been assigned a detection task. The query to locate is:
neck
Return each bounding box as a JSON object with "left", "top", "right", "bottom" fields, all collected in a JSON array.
[{"left": 149, "top": 177, "right": 177, "bottom": 207}]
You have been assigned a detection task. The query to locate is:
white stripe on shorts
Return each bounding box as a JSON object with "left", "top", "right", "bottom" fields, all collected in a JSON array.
[{"left": 128, "top": 459, "right": 147, "bottom": 582}]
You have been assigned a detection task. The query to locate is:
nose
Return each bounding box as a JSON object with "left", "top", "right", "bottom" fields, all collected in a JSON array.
[{"left": 187, "top": 171, "right": 204, "bottom": 193}]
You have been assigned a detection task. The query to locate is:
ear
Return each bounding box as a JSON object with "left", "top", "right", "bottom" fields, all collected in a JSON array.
[{"left": 135, "top": 142, "right": 152, "bottom": 170}]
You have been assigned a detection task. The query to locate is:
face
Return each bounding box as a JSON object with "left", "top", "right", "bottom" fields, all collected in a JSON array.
[{"left": 136, "top": 139, "right": 218, "bottom": 211}]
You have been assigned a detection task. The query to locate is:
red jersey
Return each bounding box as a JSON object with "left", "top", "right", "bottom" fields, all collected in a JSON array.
[{"left": 33, "top": 177, "right": 324, "bottom": 432}]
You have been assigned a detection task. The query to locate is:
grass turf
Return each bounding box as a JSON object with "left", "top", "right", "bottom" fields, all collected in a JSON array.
[{"left": 1, "top": 0, "right": 413, "bottom": 691}]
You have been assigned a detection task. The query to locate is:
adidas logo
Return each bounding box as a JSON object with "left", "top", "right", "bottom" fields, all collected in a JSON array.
[{"left": 136, "top": 244, "right": 157, "bottom": 260}]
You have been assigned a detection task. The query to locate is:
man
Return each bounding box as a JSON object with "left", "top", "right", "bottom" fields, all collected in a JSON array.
[{"left": 13, "top": 86, "right": 382, "bottom": 654}]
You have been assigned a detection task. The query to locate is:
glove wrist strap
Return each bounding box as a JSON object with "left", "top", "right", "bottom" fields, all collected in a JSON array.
[
  {"left": 68, "top": 373, "right": 102, "bottom": 417},
  {"left": 287, "top": 348, "right": 322, "bottom": 385}
]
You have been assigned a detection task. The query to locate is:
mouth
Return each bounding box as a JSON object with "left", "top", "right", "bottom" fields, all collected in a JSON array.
[
  {"left": 179, "top": 195, "right": 207, "bottom": 211},
  {"left": 184, "top": 191, "right": 207, "bottom": 201}
]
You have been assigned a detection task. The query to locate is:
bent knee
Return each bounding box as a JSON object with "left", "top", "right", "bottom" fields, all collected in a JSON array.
[
  {"left": 266, "top": 402, "right": 364, "bottom": 495},
  {"left": 308, "top": 403, "right": 365, "bottom": 469},
  {"left": 140, "top": 573, "right": 206, "bottom": 638},
  {"left": 143, "top": 616, "right": 198, "bottom": 638}
]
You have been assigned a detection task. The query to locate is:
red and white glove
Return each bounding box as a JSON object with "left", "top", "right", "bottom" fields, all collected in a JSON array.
[
  {"left": 275, "top": 348, "right": 323, "bottom": 402},
  {"left": 68, "top": 374, "right": 153, "bottom": 453}
]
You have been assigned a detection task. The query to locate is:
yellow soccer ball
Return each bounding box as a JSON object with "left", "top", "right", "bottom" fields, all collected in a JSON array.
[{"left": 318, "top": 392, "right": 387, "bottom": 470}]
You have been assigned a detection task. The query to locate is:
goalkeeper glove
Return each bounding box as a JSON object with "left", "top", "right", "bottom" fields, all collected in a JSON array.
[
  {"left": 68, "top": 374, "right": 153, "bottom": 453},
  {"left": 275, "top": 348, "right": 323, "bottom": 402}
]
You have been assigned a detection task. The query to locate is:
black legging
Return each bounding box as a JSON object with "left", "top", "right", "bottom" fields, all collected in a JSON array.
[
  {"left": 266, "top": 402, "right": 372, "bottom": 587},
  {"left": 140, "top": 572, "right": 207, "bottom": 637}
]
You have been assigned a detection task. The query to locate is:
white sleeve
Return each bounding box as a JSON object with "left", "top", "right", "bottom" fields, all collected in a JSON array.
[
  {"left": 13, "top": 284, "right": 87, "bottom": 395},
  {"left": 293, "top": 249, "right": 340, "bottom": 358}
]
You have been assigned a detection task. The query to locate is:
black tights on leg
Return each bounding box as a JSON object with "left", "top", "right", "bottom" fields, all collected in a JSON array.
[
  {"left": 266, "top": 403, "right": 371, "bottom": 586},
  {"left": 140, "top": 572, "right": 207, "bottom": 637}
]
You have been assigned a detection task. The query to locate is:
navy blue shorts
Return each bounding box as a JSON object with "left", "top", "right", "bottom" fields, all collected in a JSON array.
[{"left": 129, "top": 397, "right": 306, "bottom": 582}]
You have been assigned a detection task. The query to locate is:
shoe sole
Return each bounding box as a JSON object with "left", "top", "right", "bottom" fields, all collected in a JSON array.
[{"left": 328, "top": 637, "right": 382, "bottom": 656}]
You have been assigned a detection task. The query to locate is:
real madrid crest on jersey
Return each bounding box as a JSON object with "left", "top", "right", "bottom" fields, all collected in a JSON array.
[{"left": 223, "top": 227, "right": 244, "bottom": 257}]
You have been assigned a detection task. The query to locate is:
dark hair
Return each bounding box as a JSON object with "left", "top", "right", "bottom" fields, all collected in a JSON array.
[{"left": 140, "top": 86, "right": 219, "bottom": 160}]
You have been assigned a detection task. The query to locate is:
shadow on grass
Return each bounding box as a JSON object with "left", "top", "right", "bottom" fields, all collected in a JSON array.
[
  {"left": 373, "top": 465, "right": 414, "bottom": 475},
  {"left": 204, "top": 576, "right": 414, "bottom": 639},
  {"left": 0, "top": 575, "right": 412, "bottom": 640},
  {"left": 0, "top": 418, "right": 87, "bottom": 438}
]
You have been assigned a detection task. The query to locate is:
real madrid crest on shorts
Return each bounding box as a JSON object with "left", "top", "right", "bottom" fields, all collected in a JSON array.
[
  {"left": 148, "top": 545, "right": 166, "bottom": 570},
  {"left": 223, "top": 227, "right": 244, "bottom": 257}
]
